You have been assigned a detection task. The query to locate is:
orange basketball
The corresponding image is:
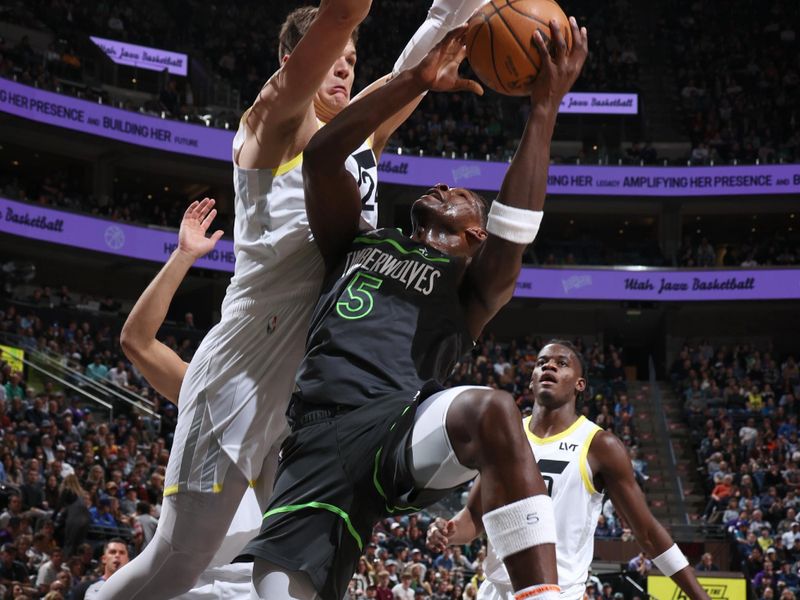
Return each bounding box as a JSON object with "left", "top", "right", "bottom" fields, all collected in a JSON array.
[{"left": 465, "top": 0, "right": 573, "bottom": 96}]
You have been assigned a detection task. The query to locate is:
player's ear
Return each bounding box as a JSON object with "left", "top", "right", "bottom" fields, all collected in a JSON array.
[
  {"left": 465, "top": 226, "right": 487, "bottom": 250},
  {"left": 575, "top": 377, "right": 586, "bottom": 393}
]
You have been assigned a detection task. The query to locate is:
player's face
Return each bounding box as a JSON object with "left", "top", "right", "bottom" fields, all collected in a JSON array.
[
  {"left": 410, "top": 184, "right": 487, "bottom": 257},
  {"left": 316, "top": 40, "right": 357, "bottom": 115},
  {"left": 530, "top": 344, "right": 586, "bottom": 407}
]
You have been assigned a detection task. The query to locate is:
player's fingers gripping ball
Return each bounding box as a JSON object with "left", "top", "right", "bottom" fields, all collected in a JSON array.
[{"left": 466, "top": 0, "right": 572, "bottom": 96}]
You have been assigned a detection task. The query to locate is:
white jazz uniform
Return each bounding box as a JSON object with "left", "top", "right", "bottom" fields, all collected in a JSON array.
[
  {"left": 165, "top": 122, "right": 379, "bottom": 501},
  {"left": 479, "top": 416, "right": 603, "bottom": 600}
]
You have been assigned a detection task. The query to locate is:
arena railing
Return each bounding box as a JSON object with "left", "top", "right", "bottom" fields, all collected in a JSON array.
[{"left": 0, "top": 330, "right": 158, "bottom": 421}]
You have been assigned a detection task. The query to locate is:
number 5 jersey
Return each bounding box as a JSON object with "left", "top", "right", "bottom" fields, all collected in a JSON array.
[{"left": 295, "top": 227, "right": 474, "bottom": 407}]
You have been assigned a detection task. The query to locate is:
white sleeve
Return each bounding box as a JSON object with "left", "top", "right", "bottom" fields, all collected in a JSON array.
[{"left": 392, "top": 0, "right": 488, "bottom": 74}]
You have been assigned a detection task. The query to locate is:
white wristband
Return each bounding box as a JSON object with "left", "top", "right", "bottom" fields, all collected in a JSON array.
[
  {"left": 486, "top": 200, "right": 544, "bottom": 245},
  {"left": 652, "top": 544, "right": 689, "bottom": 577},
  {"left": 482, "top": 495, "right": 556, "bottom": 560}
]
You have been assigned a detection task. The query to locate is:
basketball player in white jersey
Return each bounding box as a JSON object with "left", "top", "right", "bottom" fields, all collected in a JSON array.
[
  {"left": 428, "top": 341, "right": 710, "bottom": 600},
  {"left": 119, "top": 198, "right": 254, "bottom": 599},
  {"left": 99, "top": 0, "right": 488, "bottom": 596}
]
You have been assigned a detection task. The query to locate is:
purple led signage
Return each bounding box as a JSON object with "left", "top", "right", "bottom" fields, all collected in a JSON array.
[
  {"left": 0, "top": 78, "right": 231, "bottom": 161},
  {"left": 1, "top": 198, "right": 797, "bottom": 301},
  {"left": 90, "top": 36, "right": 188, "bottom": 76},
  {"left": 0, "top": 197, "right": 234, "bottom": 272},
  {"left": 2, "top": 79, "right": 798, "bottom": 196},
  {"left": 514, "top": 268, "right": 800, "bottom": 301},
  {"left": 377, "top": 155, "right": 800, "bottom": 196},
  {"left": 559, "top": 92, "right": 637, "bottom": 114}
]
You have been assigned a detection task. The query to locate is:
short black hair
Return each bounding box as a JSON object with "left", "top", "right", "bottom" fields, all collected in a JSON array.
[
  {"left": 104, "top": 538, "right": 128, "bottom": 553},
  {"left": 542, "top": 339, "right": 588, "bottom": 411}
]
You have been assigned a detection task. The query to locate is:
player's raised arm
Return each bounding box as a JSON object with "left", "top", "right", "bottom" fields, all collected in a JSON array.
[
  {"left": 464, "top": 18, "right": 587, "bottom": 338},
  {"left": 120, "top": 199, "right": 224, "bottom": 404},
  {"left": 237, "top": 0, "right": 371, "bottom": 170},
  {"left": 354, "top": 0, "right": 487, "bottom": 158},
  {"left": 303, "top": 27, "right": 482, "bottom": 265},
  {"left": 590, "top": 432, "right": 711, "bottom": 600}
]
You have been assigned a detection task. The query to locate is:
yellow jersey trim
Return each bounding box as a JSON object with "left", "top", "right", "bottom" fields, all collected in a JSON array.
[
  {"left": 525, "top": 415, "right": 587, "bottom": 445},
  {"left": 163, "top": 483, "right": 224, "bottom": 496},
  {"left": 272, "top": 152, "right": 303, "bottom": 176},
  {"left": 579, "top": 427, "right": 601, "bottom": 495},
  {"left": 249, "top": 479, "right": 258, "bottom": 488}
]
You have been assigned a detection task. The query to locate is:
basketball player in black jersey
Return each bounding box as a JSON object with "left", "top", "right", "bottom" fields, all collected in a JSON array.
[{"left": 241, "top": 21, "right": 588, "bottom": 600}]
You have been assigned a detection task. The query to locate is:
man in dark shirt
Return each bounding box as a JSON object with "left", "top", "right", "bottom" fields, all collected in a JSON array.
[{"left": 0, "top": 543, "right": 29, "bottom": 588}]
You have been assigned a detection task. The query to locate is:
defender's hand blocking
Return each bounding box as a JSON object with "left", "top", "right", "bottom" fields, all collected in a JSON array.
[
  {"left": 178, "top": 197, "right": 225, "bottom": 259},
  {"left": 530, "top": 16, "right": 588, "bottom": 107},
  {"left": 412, "top": 26, "right": 483, "bottom": 96}
]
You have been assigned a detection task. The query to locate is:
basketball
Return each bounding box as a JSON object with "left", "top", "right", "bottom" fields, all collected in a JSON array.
[{"left": 466, "top": 0, "right": 573, "bottom": 96}]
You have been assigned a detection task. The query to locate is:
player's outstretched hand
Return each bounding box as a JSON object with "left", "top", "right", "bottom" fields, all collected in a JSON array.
[
  {"left": 529, "top": 16, "right": 588, "bottom": 108},
  {"left": 426, "top": 517, "right": 456, "bottom": 552},
  {"left": 178, "top": 198, "right": 224, "bottom": 259},
  {"left": 412, "top": 25, "right": 483, "bottom": 96}
]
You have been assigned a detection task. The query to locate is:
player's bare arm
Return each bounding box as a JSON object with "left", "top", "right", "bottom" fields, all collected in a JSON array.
[
  {"left": 303, "top": 27, "right": 483, "bottom": 265},
  {"left": 463, "top": 18, "right": 587, "bottom": 339},
  {"left": 237, "top": 0, "right": 372, "bottom": 170},
  {"left": 427, "top": 476, "right": 485, "bottom": 551},
  {"left": 589, "top": 431, "right": 711, "bottom": 600},
  {"left": 120, "top": 198, "right": 224, "bottom": 403}
]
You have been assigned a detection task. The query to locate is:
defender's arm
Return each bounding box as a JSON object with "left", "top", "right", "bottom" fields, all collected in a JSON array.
[
  {"left": 120, "top": 199, "right": 223, "bottom": 404},
  {"left": 238, "top": 0, "right": 372, "bottom": 170}
]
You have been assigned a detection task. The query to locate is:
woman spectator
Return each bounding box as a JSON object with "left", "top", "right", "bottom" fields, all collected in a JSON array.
[{"left": 53, "top": 475, "right": 89, "bottom": 558}]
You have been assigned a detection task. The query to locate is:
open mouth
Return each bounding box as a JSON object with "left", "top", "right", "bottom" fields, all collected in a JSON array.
[{"left": 539, "top": 373, "right": 557, "bottom": 384}]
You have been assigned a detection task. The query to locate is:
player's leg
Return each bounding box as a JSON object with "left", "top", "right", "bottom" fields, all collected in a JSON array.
[
  {"left": 408, "top": 386, "right": 558, "bottom": 599},
  {"left": 95, "top": 457, "right": 249, "bottom": 600},
  {"left": 251, "top": 560, "right": 320, "bottom": 600}
]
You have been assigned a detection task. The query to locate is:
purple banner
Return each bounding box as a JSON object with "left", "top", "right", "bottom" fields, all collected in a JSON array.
[
  {"left": 514, "top": 267, "right": 800, "bottom": 301},
  {"left": 2, "top": 197, "right": 798, "bottom": 301},
  {"left": 0, "top": 197, "right": 234, "bottom": 271},
  {"left": 559, "top": 92, "right": 637, "bottom": 114},
  {"left": 90, "top": 36, "right": 188, "bottom": 76},
  {"left": 0, "top": 78, "right": 231, "bottom": 161},
  {"left": 2, "top": 79, "right": 799, "bottom": 196},
  {"left": 378, "top": 154, "right": 800, "bottom": 196}
]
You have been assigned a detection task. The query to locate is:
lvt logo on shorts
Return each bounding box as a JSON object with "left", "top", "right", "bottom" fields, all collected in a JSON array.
[{"left": 267, "top": 315, "right": 278, "bottom": 334}]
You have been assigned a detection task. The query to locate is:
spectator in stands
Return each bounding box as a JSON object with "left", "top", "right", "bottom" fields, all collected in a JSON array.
[
  {"left": 85, "top": 356, "right": 108, "bottom": 382},
  {"left": 695, "top": 552, "right": 720, "bottom": 572},
  {"left": 0, "top": 542, "right": 29, "bottom": 589},
  {"left": 35, "top": 547, "right": 63, "bottom": 595}
]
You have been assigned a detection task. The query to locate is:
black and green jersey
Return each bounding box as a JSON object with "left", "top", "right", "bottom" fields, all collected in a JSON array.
[{"left": 296, "top": 228, "right": 473, "bottom": 407}]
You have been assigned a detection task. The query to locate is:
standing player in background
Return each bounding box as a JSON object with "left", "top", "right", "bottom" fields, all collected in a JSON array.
[
  {"left": 242, "top": 19, "right": 587, "bottom": 600},
  {"left": 427, "top": 341, "right": 710, "bottom": 600},
  {"left": 99, "top": 0, "right": 489, "bottom": 596}
]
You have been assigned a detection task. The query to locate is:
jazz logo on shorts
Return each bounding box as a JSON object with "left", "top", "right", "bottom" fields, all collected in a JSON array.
[{"left": 267, "top": 315, "right": 278, "bottom": 334}]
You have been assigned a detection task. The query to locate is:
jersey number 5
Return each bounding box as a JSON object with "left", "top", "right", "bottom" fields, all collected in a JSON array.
[{"left": 336, "top": 272, "right": 383, "bottom": 320}]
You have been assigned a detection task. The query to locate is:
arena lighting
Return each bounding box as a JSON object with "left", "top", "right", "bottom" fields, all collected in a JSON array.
[
  {"left": 1, "top": 78, "right": 799, "bottom": 195},
  {"left": 1, "top": 196, "right": 798, "bottom": 301}
]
